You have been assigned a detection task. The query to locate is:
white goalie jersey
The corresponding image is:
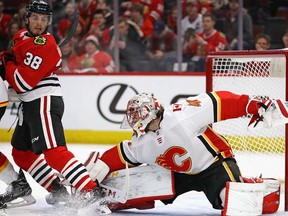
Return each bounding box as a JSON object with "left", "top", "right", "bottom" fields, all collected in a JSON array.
[
  {"left": 120, "top": 91, "right": 250, "bottom": 174},
  {"left": 0, "top": 77, "right": 8, "bottom": 108}
]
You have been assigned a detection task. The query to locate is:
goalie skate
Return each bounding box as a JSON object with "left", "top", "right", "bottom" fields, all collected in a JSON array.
[
  {"left": 248, "top": 99, "right": 288, "bottom": 130},
  {"left": 0, "top": 169, "right": 36, "bottom": 209}
]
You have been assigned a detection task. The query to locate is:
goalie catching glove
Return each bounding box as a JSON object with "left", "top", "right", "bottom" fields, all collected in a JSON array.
[{"left": 247, "top": 97, "right": 288, "bottom": 130}]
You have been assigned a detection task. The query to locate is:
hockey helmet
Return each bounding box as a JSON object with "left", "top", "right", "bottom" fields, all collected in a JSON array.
[
  {"left": 25, "top": 0, "right": 52, "bottom": 23},
  {"left": 121, "top": 93, "right": 161, "bottom": 137}
]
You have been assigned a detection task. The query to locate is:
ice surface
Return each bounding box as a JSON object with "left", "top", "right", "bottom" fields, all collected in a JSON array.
[{"left": 0, "top": 143, "right": 287, "bottom": 216}]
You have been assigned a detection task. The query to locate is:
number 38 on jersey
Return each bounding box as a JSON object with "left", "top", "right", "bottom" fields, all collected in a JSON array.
[{"left": 24, "top": 52, "right": 43, "bottom": 70}]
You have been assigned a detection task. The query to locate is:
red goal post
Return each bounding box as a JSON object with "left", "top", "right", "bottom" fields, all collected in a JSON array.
[{"left": 206, "top": 49, "right": 288, "bottom": 210}]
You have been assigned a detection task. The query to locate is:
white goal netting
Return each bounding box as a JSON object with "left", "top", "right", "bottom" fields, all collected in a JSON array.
[{"left": 207, "top": 50, "right": 287, "bottom": 182}]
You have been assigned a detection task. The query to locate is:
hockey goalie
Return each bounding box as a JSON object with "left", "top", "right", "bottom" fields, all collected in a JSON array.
[{"left": 84, "top": 91, "right": 283, "bottom": 215}]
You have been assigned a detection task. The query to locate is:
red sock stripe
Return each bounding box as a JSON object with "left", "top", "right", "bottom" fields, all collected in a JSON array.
[
  {"left": 74, "top": 175, "right": 96, "bottom": 192},
  {"left": 28, "top": 158, "right": 45, "bottom": 173},
  {"left": 61, "top": 159, "right": 78, "bottom": 174},
  {"left": 43, "top": 147, "right": 96, "bottom": 191},
  {"left": 44, "top": 175, "right": 57, "bottom": 192}
]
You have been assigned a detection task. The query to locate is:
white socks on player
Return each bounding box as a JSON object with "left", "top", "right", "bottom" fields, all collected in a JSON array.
[{"left": 0, "top": 160, "right": 18, "bottom": 185}]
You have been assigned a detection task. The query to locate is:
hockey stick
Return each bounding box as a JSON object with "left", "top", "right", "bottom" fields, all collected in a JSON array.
[{"left": 58, "top": 9, "right": 79, "bottom": 48}]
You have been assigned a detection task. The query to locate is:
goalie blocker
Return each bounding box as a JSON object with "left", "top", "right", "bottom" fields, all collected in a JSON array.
[{"left": 84, "top": 151, "right": 280, "bottom": 215}]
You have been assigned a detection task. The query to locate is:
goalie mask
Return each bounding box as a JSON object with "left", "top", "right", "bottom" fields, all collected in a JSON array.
[{"left": 121, "top": 93, "right": 161, "bottom": 137}]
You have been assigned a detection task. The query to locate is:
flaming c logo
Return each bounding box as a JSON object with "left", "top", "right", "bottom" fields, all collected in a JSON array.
[{"left": 155, "top": 147, "right": 192, "bottom": 172}]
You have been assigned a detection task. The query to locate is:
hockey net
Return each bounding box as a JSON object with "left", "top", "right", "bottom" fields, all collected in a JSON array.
[{"left": 206, "top": 50, "right": 288, "bottom": 208}]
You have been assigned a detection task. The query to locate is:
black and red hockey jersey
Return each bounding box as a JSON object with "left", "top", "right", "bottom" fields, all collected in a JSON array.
[{"left": 5, "top": 29, "right": 62, "bottom": 102}]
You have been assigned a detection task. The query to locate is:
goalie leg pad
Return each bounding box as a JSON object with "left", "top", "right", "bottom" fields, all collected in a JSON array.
[
  {"left": 109, "top": 200, "right": 155, "bottom": 211},
  {"left": 242, "top": 177, "right": 280, "bottom": 214},
  {"left": 262, "top": 179, "right": 280, "bottom": 214},
  {"left": 222, "top": 181, "right": 266, "bottom": 216},
  {"left": 101, "top": 165, "right": 174, "bottom": 208}
]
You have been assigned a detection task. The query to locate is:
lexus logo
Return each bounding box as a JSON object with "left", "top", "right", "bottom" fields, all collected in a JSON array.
[
  {"left": 97, "top": 83, "right": 194, "bottom": 124},
  {"left": 97, "top": 83, "right": 138, "bottom": 123}
]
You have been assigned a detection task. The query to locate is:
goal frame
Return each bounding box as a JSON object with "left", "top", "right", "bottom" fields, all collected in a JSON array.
[{"left": 206, "top": 49, "right": 288, "bottom": 211}]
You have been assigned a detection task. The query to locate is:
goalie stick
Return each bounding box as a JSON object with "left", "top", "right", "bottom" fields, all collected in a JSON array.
[{"left": 57, "top": 9, "right": 79, "bottom": 48}]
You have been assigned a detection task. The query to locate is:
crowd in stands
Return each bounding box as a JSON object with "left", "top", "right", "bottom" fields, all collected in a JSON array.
[{"left": 0, "top": 0, "right": 288, "bottom": 73}]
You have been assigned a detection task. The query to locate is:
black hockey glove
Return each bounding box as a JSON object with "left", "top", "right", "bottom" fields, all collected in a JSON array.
[
  {"left": 0, "top": 51, "right": 16, "bottom": 65},
  {"left": 0, "top": 51, "right": 16, "bottom": 80}
]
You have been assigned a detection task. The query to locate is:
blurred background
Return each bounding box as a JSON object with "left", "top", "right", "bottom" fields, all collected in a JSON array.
[{"left": 0, "top": 0, "right": 288, "bottom": 73}]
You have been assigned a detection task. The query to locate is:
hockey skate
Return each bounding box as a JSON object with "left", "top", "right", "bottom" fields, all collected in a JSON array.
[
  {"left": 82, "top": 186, "right": 111, "bottom": 215},
  {"left": 0, "top": 169, "right": 36, "bottom": 208},
  {"left": 68, "top": 184, "right": 111, "bottom": 215},
  {"left": 45, "top": 177, "right": 70, "bottom": 206}
]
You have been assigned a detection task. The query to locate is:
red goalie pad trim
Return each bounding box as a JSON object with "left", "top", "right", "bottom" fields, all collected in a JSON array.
[{"left": 262, "top": 189, "right": 280, "bottom": 214}]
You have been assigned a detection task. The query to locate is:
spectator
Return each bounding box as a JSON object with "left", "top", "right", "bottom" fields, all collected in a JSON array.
[
  {"left": 6, "top": 22, "right": 20, "bottom": 51},
  {"left": 211, "top": 0, "right": 229, "bottom": 11},
  {"left": 77, "top": 0, "right": 97, "bottom": 32},
  {"left": 136, "top": 0, "right": 164, "bottom": 23},
  {"left": 166, "top": 5, "right": 178, "bottom": 33},
  {"left": 246, "top": 0, "right": 270, "bottom": 25},
  {"left": 130, "top": 2, "right": 154, "bottom": 40},
  {"left": 12, "top": 3, "right": 26, "bottom": 29},
  {"left": 146, "top": 20, "right": 177, "bottom": 71},
  {"left": 182, "top": 28, "right": 205, "bottom": 71},
  {"left": 87, "top": 9, "right": 110, "bottom": 49},
  {"left": 57, "top": 2, "right": 78, "bottom": 39},
  {"left": 108, "top": 18, "right": 151, "bottom": 72},
  {"left": 122, "top": 0, "right": 164, "bottom": 24},
  {"left": 183, "top": 28, "right": 199, "bottom": 59},
  {"left": 254, "top": 33, "right": 271, "bottom": 50},
  {"left": 211, "top": 0, "right": 229, "bottom": 17},
  {"left": 182, "top": 12, "right": 227, "bottom": 72},
  {"left": 96, "top": 0, "right": 113, "bottom": 28},
  {"left": 0, "top": 0, "right": 12, "bottom": 51},
  {"left": 69, "top": 18, "right": 87, "bottom": 56},
  {"left": 182, "top": 0, "right": 212, "bottom": 15},
  {"left": 197, "top": 12, "right": 227, "bottom": 55},
  {"left": 181, "top": 0, "right": 203, "bottom": 36},
  {"left": 76, "top": 35, "right": 115, "bottom": 73},
  {"left": 59, "top": 41, "right": 80, "bottom": 73},
  {"left": 282, "top": 29, "right": 288, "bottom": 49},
  {"left": 219, "top": 0, "right": 253, "bottom": 50}
]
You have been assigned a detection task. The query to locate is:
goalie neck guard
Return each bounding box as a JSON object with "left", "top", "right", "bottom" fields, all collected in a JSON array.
[{"left": 121, "top": 93, "right": 161, "bottom": 137}]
